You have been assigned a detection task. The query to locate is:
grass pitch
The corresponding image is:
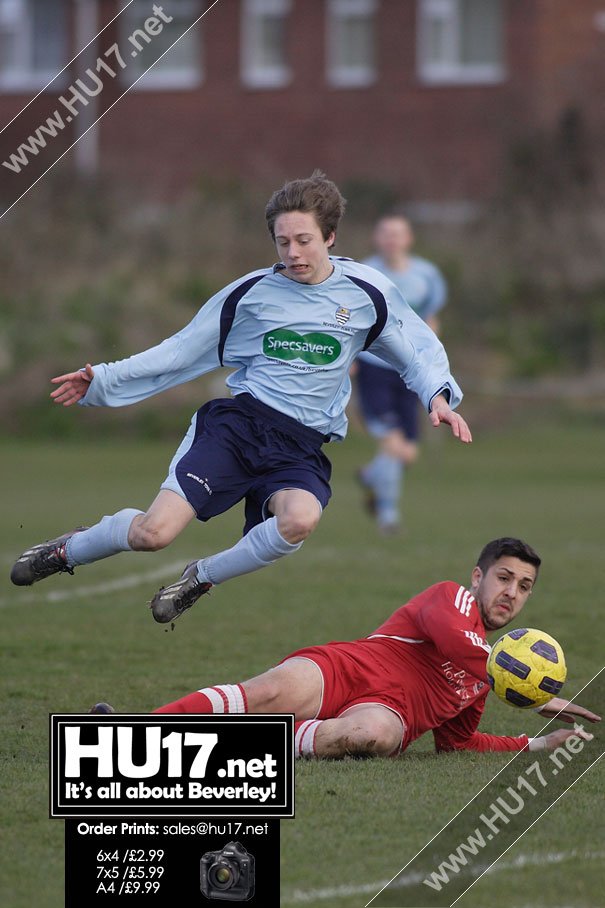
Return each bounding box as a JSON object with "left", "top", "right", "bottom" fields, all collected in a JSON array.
[{"left": 1, "top": 408, "right": 603, "bottom": 907}]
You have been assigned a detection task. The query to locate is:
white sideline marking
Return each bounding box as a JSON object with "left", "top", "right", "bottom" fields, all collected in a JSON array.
[
  {"left": 0, "top": 561, "right": 186, "bottom": 608},
  {"left": 282, "top": 850, "right": 605, "bottom": 904}
]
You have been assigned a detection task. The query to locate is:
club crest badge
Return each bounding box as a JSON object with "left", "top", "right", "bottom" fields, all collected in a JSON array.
[{"left": 335, "top": 307, "right": 351, "bottom": 326}]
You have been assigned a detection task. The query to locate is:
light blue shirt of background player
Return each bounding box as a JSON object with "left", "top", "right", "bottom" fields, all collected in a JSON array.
[{"left": 358, "top": 254, "right": 447, "bottom": 370}]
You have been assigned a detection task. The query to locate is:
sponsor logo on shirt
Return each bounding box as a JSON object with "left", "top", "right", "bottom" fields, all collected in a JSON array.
[
  {"left": 441, "top": 660, "right": 485, "bottom": 708},
  {"left": 442, "top": 660, "right": 470, "bottom": 708},
  {"left": 263, "top": 328, "right": 342, "bottom": 365}
]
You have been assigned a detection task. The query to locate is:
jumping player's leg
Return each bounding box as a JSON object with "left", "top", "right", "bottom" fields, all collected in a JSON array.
[
  {"left": 152, "top": 658, "right": 323, "bottom": 719},
  {"left": 297, "top": 705, "right": 404, "bottom": 759},
  {"left": 151, "top": 488, "right": 324, "bottom": 623},
  {"left": 195, "top": 489, "right": 321, "bottom": 585},
  {"left": 10, "top": 491, "right": 195, "bottom": 587},
  {"left": 69, "top": 491, "right": 195, "bottom": 564},
  {"left": 150, "top": 397, "right": 331, "bottom": 621},
  {"left": 11, "top": 399, "right": 202, "bottom": 587}
]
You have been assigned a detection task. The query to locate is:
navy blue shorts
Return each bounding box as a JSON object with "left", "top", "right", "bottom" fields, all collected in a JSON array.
[
  {"left": 161, "top": 394, "right": 332, "bottom": 534},
  {"left": 357, "top": 360, "right": 420, "bottom": 441}
]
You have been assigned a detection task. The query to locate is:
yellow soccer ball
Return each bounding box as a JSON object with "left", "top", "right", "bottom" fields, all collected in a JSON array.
[{"left": 486, "top": 628, "right": 566, "bottom": 708}]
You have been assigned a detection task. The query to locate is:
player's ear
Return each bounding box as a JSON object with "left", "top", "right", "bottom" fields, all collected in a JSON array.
[
  {"left": 325, "top": 231, "right": 336, "bottom": 249},
  {"left": 470, "top": 566, "right": 483, "bottom": 591}
]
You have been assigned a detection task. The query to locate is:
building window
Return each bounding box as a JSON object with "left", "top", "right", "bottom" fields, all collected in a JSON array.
[
  {"left": 0, "top": 0, "right": 68, "bottom": 91},
  {"left": 417, "top": 0, "right": 505, "bottom": 85},
  {"left": 327, "top": 0, "right": 378, "bottom": 88},
  {"left": 120, "top": 0, "right": 203, "bottom": 90},
  {"left": 241, "top": 0, "right": 292, "bottom": 89}
]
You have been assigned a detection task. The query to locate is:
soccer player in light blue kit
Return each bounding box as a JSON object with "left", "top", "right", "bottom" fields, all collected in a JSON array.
[
  {"left": 357, "top": 214, "right": 448, "bottom": 533},
  {"left": 11, "top": 173, "right": 471, "bottom": 623}
]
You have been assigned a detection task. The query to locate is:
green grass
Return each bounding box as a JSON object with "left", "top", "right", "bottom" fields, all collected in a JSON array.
[{"left": 1, "top": 409, "right": 603, "bottom": 907}]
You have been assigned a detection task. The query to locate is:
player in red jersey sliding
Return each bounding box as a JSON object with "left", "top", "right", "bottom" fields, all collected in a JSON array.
[{"left": 92, "top": 538, "right": 599, "bottom": 757}]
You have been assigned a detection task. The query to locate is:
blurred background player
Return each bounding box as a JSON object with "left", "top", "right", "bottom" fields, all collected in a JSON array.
[{"left": 356, "top": 214, "right": 448, "bottom": 534}]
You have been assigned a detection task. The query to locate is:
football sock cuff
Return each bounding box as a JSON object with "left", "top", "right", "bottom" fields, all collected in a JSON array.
[
  {"left": 66, "top": 508, "right": 143, "bottom": 566},
  {"left": 200, "top": 684, "right": 248, "bottom": 714},
  {"left": 295, "top": 719, "right": 322, "bottom": 757},
  {"left": 197, "top": 516, "right": 303, "bottom": 586},
  {"left": 152, "top": 684, "right": 248, "bottom": 715}
]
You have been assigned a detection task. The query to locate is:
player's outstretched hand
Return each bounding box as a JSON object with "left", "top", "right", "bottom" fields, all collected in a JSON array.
[
  {"left": 50, "top": 363, "right": 94, "bottom": 406},
  {"left": 429, "top": 394, "right": 472, "bottom": 443},
  {"left": 539, "top": 725, "right": 595, "bottom": 752},
  {"left": 537, "top": 697, "right": 602, "bottom": 725}
]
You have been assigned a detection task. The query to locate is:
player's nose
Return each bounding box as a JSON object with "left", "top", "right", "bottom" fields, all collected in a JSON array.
[{"left": 504, "top": 581, "right": 519, "bottom": 599}]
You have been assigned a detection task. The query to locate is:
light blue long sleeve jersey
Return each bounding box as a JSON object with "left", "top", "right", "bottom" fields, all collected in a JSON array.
[
  {"left": 358, "top": 254, "right": 447, "bottom": 372},
  {"left": 81, "top": 257, "right": 462, "bottom": 441}
]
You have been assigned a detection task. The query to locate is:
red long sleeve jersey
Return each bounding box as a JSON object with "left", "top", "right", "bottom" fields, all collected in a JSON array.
[{"left": 367, "top": 581, "right": 529, "bottom": 752}]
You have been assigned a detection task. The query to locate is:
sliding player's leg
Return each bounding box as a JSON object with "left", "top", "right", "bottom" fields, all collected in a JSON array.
[
  {"left": 10, "top": 490, "right": 195, "bottom": 587},
  {"left": 296, "top": 704, "right": 404, "bottom": 759},
  {"left": 152, "top": 658, "right": 323, "bottom": 718}
]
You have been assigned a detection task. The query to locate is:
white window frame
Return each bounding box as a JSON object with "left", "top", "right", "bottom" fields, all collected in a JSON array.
[
  {"left": 326, "top": 0, "right": 378, "bottom": 89},
  {"left": 120, "top": 0, "right": 203, "bottom": 91},
  {"left": 0, "top": 0, "right": 68, "bottom": 91},
  {"left": 241, "top": 0, "right": 292, "bottom": 89},
  {"left": 417, "top": 0, "right": 505, "bottom": 86}
]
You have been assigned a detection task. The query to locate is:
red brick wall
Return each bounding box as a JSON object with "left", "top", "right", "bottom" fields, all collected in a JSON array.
[
  {"left": 531, "top": 0, "right": 605, "bottom": 126},
  {"left": 1, "top": 0, "right": 603, "bottom": 207},
  {"left": 99, "top": 0, "right": 525, "bottom": 202}
]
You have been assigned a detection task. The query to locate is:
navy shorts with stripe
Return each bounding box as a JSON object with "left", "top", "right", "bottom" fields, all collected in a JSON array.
[
  {"left": 357, "top": 359, "right": 420, "bottom": 441},
  {"left": 161, "top": 394, "right": 332, "bottom": 535}
]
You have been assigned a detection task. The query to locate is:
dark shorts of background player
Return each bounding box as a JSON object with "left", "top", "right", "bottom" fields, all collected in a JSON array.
[
  {"left": 357, "top": 359, "right": 420, "bottom": 442},
  {"left": 282, "top": 640, "right": 410, "bottom": 753},
  {"left": 160, "top": 394, "right": 332, "bottom": 535}
]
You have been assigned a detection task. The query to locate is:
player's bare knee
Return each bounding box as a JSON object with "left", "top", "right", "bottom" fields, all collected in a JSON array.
[
  {"left": 277, "top": 508, "right": 320, "bottom": 544},
  {"left": 404, "top": 445, "right": 419, "bottom": 466},
  {"left": 343, "top": 715, "right": 400, "bottom": 757},
  {"left": 129, "top": 517, "right": 174, "bottom": 552},
  {"left": 241, "top": 676, "right": 283, "bottom": 711}
]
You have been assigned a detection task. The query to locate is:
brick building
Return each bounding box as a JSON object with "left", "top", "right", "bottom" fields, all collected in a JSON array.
[{"left": 1, "top": 0, "right": 605, "bottom": 216}]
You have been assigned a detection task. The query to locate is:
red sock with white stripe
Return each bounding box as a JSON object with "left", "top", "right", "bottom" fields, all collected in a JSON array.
[
  {"left": 294, "top": 719, "right": 322, "bottom": 757},
  {"left": 153, "top": 684, "right": 248, "bottom": 714}
]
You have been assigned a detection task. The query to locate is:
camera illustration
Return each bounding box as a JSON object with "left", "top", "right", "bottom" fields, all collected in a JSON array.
[{"left": 200, "top": 841, "right": 255, "bottom": 901}]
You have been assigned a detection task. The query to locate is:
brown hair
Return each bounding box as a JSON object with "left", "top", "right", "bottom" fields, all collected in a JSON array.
[
  {"left": 477, "top": 538, "right": 541, "bottom": 577},
  {"left": 265, "top": 170, "right": 347, "bottom": 248}
]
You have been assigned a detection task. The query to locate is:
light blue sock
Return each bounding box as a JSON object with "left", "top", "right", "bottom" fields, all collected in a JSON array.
[
  {"left": 65, "top": 508, "right": 143, "bottom": 566},
  {"left": 370, "top": 454, "right": 403, "bottom": 527},
  {"left": 196, "top": 516, "right": 302, "bottom": 585},
  {"left": 361, "top": 456, "right": 380, "bottom": 487}
]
